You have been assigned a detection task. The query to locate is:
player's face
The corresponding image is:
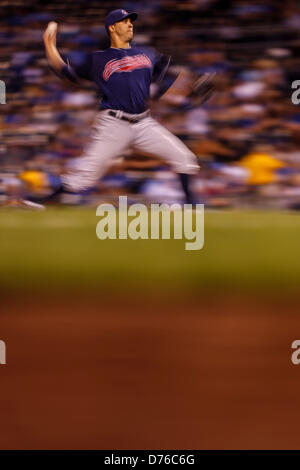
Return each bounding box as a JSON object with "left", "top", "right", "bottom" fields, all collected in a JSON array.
[{"left": 113, "top": 17, "right": 133, "bottom": 41}]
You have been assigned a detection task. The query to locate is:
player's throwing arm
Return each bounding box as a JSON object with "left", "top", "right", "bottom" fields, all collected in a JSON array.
[{"left": 43, "top": 22, "right": 66, "bottom": 73}]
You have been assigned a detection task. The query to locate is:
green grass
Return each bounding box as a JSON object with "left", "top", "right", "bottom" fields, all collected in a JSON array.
[{"left": 0, "top": 207, "right": 300, "bottom": 295}]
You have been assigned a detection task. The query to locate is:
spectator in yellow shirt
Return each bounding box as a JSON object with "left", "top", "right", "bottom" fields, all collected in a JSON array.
[{"left": 240, "top": 146, "right": 285, "bottom": 186}]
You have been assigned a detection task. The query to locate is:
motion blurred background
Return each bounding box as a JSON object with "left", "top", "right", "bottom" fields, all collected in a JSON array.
[
  {"left": 1, "top": 0, "right": 300, "bottom": 207},
  {"left": 1, "top": 0, "right": 300, "bottom": 451}
]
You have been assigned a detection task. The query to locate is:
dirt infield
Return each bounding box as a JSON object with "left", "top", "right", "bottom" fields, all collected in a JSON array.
[{"left": 1, "top": 294, "right": 300, "bottom": 449}]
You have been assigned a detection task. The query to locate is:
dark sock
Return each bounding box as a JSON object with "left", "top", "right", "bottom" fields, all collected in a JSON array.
[
  {"left": 31, "top": 181, "right": 74, "bottom": 203},
  {"left": 30, "top": 182, "right": 65, "bottom": 203},
  {"left": 179, "top": 173, "right": 195, "bottom": 204},
  {"left": 47, "top": 182, "right": 65, "bottom": 200}
]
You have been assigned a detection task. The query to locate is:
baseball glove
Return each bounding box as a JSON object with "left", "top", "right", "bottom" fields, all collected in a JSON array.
[{"left": 191, "top": 72, "right": 216, "bottom": 104}]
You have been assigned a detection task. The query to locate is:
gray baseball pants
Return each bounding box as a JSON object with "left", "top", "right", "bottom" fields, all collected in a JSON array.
[{"left": 63, "top": 109, "right": 199, "bottom": 192}]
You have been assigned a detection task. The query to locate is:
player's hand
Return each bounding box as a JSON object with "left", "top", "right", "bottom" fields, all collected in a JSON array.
[{"left": 43, "top": 22, "right": 58, "bottom": 43}]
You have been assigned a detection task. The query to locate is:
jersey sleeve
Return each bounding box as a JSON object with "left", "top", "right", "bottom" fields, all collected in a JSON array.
[
  {"left": 64, "top": 51, "right": 93, "bottom": 82},
  {"left": 149, "top": 48, "right": 178, "bottom": 99},
  {"left": 152, "top": 51, "right": 172, "bottom": 83}
]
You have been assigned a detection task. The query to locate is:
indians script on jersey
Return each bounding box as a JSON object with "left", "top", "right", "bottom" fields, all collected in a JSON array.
[{"left": 103, "top": 54, "right": 152, "bottom": 81}]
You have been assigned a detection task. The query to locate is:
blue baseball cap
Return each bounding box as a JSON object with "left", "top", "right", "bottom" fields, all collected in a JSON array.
[{"left": 105, "top": 9, "right": 138, "bottom": 35}]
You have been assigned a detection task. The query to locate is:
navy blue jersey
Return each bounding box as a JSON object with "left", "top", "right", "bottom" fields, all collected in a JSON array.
[{"left": 66, "top": 45, "right": 170, "bottom": 114}]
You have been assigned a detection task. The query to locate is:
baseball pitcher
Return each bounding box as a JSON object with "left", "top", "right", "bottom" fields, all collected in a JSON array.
[{"left": 43, "top": 9, "right": 211, "bottom": 203}]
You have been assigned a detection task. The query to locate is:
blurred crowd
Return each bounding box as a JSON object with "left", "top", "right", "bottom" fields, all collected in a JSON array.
[{"left": 1, "top": 0, "right": 300, "bottom": 208}]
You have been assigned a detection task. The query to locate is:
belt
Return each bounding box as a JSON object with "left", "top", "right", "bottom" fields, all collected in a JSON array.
[{"left": 108, "top": 110, "right": 149, "bottom": 124}]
